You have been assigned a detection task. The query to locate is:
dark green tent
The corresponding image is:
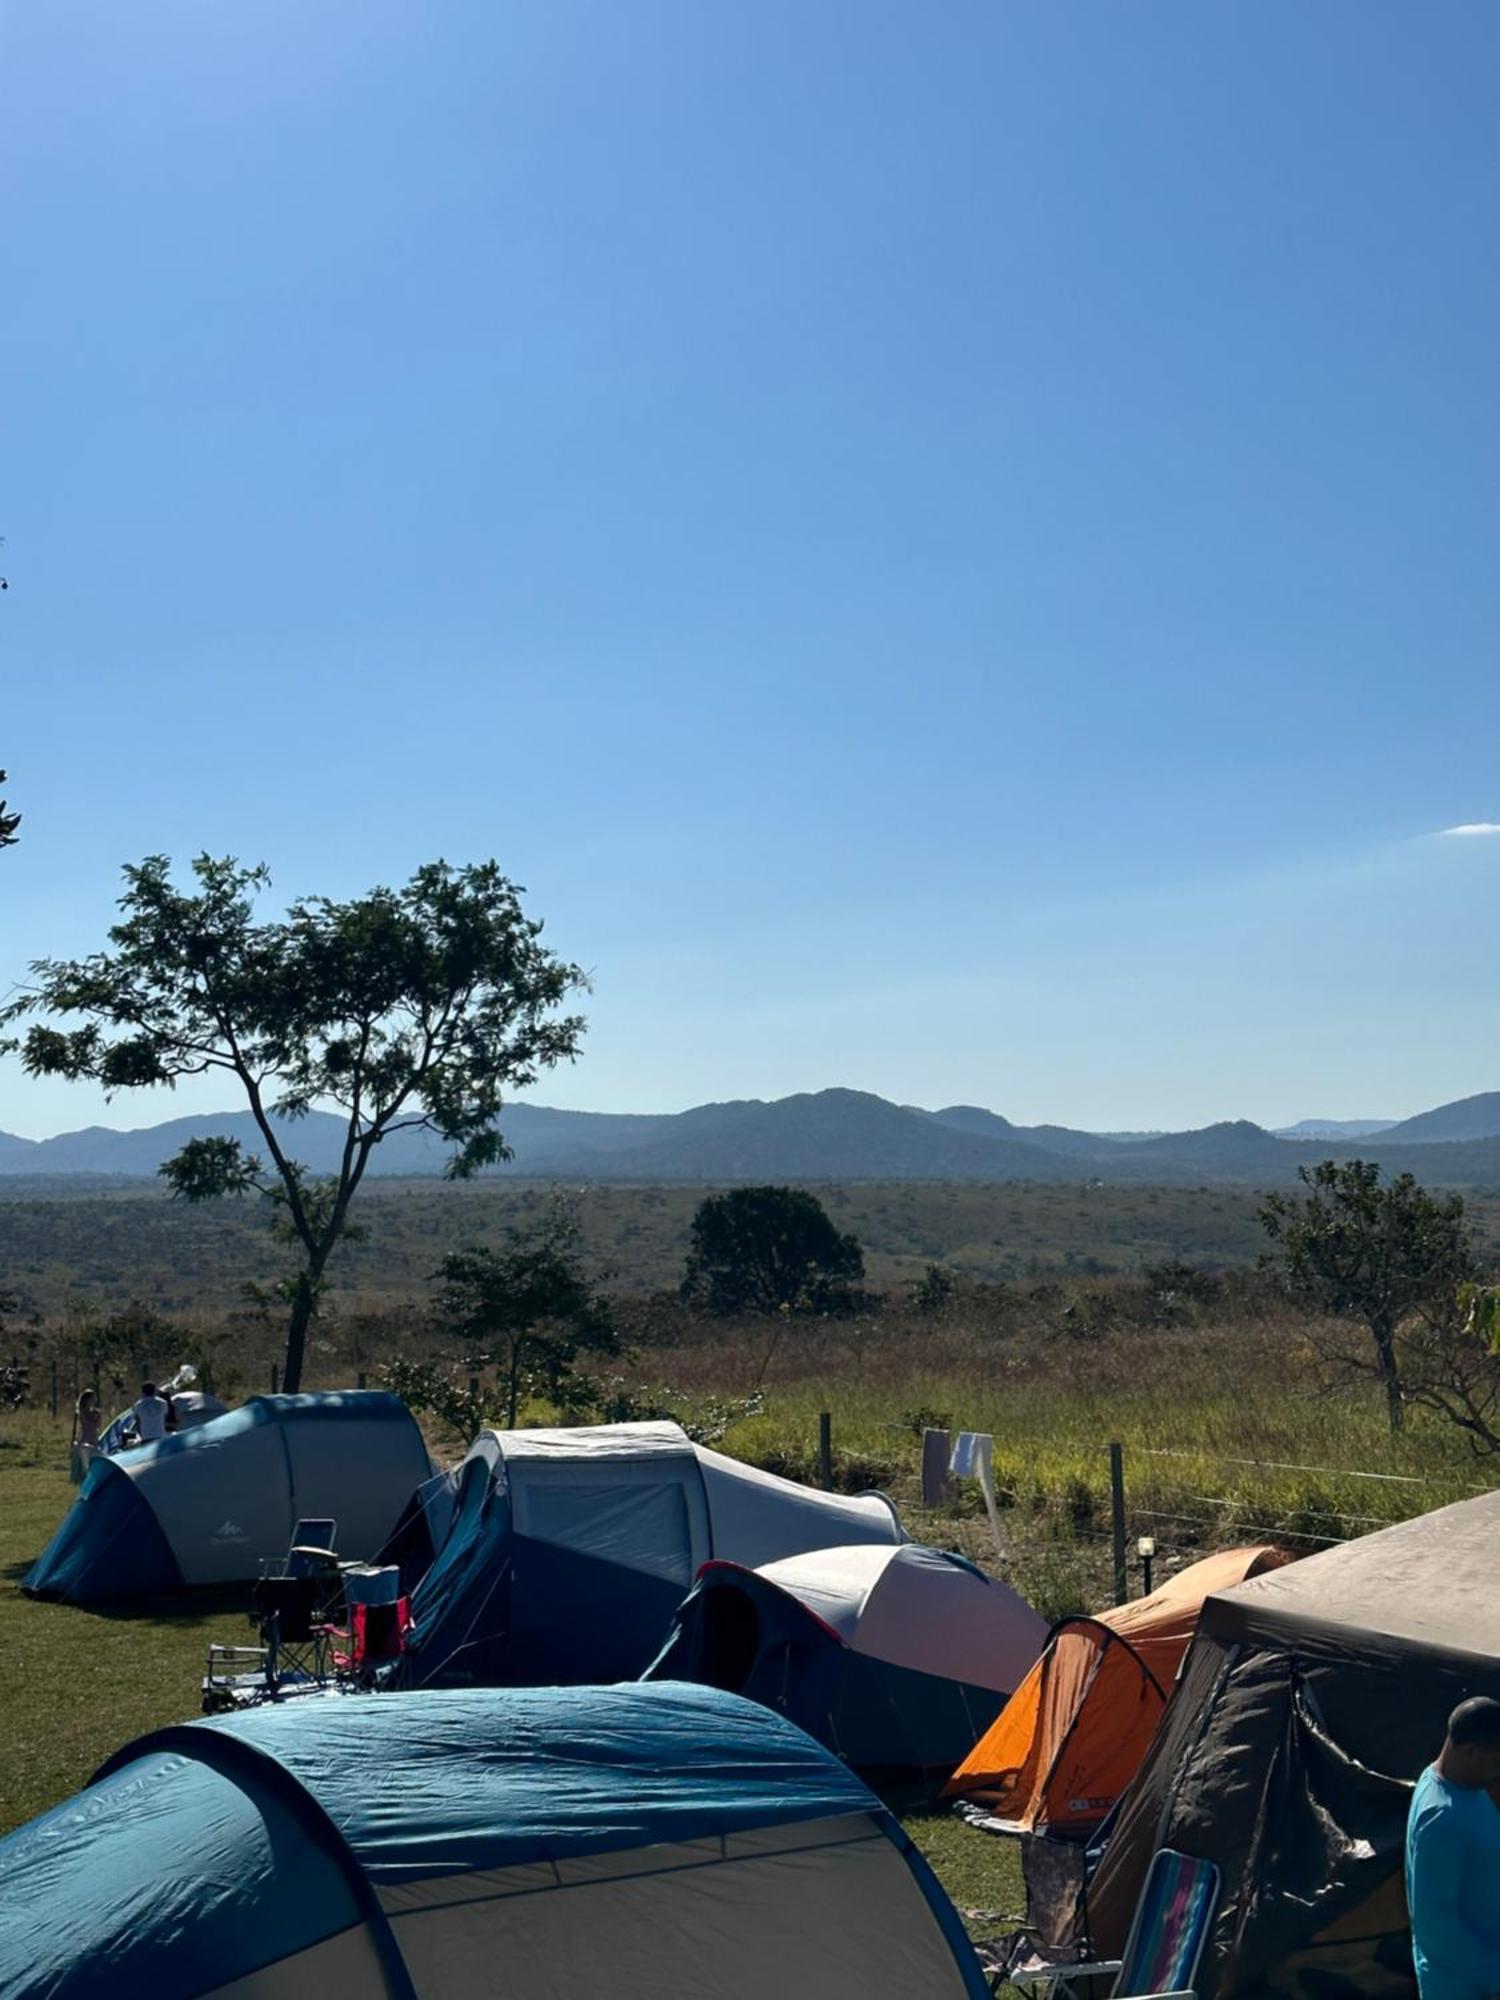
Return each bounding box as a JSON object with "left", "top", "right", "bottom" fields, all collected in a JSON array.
[{"left": 1087, "top": 1490, "right": 1500, "bottom": 2000}]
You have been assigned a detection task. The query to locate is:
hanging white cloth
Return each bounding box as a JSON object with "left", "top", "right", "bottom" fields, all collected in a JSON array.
[
  {"left": 948, "top": 1432, "right": 1003, "bottom": 1557},
  {"left": 949, "top": 1431, "right": 984, "bottom": 1478}
]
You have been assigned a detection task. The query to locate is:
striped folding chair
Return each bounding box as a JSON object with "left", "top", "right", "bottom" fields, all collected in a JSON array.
[{"left": 1008, "top": 1848, "right": 1219, "bottom": 1999}]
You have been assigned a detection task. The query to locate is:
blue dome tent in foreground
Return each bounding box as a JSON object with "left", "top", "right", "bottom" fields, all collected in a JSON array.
[
  {"left": 26, "top": 1392, "right": 432, "bottom": 1604},
  {"left": 647, "top": 1542, "right": 1048, "bottom": 1775},
  {"left": 390, "top": 1420, "right": 905, "bottom": 1688},
  {"left": 0, "top": 1682, "right": 989, "bottom": 2000}
]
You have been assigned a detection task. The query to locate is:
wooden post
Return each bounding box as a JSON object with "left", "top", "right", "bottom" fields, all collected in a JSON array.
[
  {"left": 357, "top": 1371, "right": 367, "bottom": 1390},
  {"left": 1110, "top": 1441, "right": 1128, "bottom": 1604},
  {"left": 271, "top": 1362, "right": 280, "bottom": 1394},
  {"left": 819, "top": 1412, "right": 833, "bottom": 1491},
  {"left": 50, "top": 1360, "right": 59, "bottom": 1420}
]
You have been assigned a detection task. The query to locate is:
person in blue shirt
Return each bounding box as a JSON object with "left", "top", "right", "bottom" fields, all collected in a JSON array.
[{"left": 1407, "top": 1697, "right": 1500, "bottom": 2000}]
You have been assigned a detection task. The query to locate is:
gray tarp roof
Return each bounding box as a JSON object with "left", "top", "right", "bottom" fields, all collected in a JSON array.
[{"left": 1202, "top": 1487, "right": 1500, "bottom": 1671}]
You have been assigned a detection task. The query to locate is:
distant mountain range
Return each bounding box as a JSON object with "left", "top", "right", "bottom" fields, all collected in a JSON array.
[
  {"left": 1271, "top": 1118, "right": 1397, "bottom": 1140},
  {"left": 5, "top": 1088, "right": 1500, "bottom": 1187}
]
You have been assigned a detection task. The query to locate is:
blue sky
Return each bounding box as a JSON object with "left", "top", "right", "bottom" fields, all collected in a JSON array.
[{"left": 2, "top": 1, "right": 1497, "bottom": 1139}]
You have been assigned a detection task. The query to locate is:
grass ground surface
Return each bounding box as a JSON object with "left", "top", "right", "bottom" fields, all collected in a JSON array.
[{"left": 0, "top": 1419, "right": 243, "bottom": 1828}]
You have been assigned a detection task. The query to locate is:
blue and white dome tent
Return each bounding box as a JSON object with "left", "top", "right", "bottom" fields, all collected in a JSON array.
[
  {"left": 648, "top": 1542, "right": 1049, "bottom": 1776},
  {"left": 0, "top": 1683, "right": 989, "bottom": 2000},
  {"left": 26, "top": 1391, "right": 433, "bottom": 1605},
  {"left": 391, "top": 1420, "right": 905, "bottom": 1688}
]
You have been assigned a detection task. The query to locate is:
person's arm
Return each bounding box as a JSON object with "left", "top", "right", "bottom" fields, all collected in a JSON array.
[{"left": 1410, "top": 1804, "right": 1498, "bottom": 1990}]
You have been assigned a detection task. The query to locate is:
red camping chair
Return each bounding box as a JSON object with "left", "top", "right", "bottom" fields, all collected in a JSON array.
[{"left": 326, "top": 1565, "right": 411, "bottom": 1683}]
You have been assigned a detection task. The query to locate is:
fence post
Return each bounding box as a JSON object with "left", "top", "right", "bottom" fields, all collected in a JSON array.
[
  {"left": 1110, "top": 1441, "right": 1128, "bottom": 1604},
  {"left": 819, "top": 1412, "right": 833, "bottom": 1491},
  {"left": 271, "top": 1362, "right": 279, "bottom": 1394},
  {"left": 469, "top": 1375, "right": 480, "bottom": 1399},
  {"left": 50, "top": 1359, "right": 59, "bottom": 1420},
  {"left": 357, "top": 1371, "right": 367, "bottom": 1390}
]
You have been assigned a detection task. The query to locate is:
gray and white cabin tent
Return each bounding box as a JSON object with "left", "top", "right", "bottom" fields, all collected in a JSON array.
[
  {"left": 648, "top": 1542, "right": 1049, "bottom": 1775},
  {"left": 26, "top": 1391, "right": 432, "bottom": 1605},
  {"left": 0, "top": 1681, "right": 990, "bottom": 2000},
  {"left": 395, "top": 1420, "right": 905, "bottom": 1688}
]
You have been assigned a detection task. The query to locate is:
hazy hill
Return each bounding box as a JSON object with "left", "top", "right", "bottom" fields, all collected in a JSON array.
[
  {"left": 928, "top": 1105, "right": 1110, "bottom": 1160},
  {"left": 1373, "top": 1092, "right": 1500, "bottom": 1146},
  {"left": 1273, "top": 1118, "right": 1396, "bottom": 1140},
  {"left": 1114, "top": 1119, "right": 1298, "bottom": 1176},
  {"left": 0, "top": 1130, "right": 42, "bottom": 1171},
  {"left": 4, "top": 1086, "right": 1500, "bottom": 1187},
  {"left": 583, "top": 1089, "right": 1077, "bottom": 1182}
]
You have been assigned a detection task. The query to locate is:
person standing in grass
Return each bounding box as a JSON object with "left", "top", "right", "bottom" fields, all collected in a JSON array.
[
  {"left": 69, "top": 1388, "right": 101, "bottom": 1483},
  {"left": 132, "top": 1380, "right": 170, "bottom": 1443},
  {"left": 1406, "top": 1697, "right": 1500, "bottom": 2000}
]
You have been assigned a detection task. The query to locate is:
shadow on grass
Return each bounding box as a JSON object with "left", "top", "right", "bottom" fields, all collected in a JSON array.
[
  {"left": 3, "top": 1568, "right": 251, "bottom": 1627},
  {"left": 93, "top": 1585, "right": 252, "bottom": 1627}
]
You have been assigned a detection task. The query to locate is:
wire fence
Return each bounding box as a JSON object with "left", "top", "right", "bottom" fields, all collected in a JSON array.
[{"left": 1108, "top": 1439, "right": 1497, "bottom": 1600}]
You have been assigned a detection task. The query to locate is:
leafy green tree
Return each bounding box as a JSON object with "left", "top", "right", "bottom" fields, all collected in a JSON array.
[
  {"left": 3, "top": 854, "right": 585, "bottom": 1392},
  {"left": 1260, "top": 1160, "right": 1476, "bottom": 1432},
  {"left": 0, "top": 770, "right": 19, "bottom": 849},
  {"left": 377, "top": 1358, "right": 492, "bottom": 1450},
  {"left": 682, "top": 1186, "right": 864, "bottom": 1316},
  {"left": 910, "top": 1263, "right": 956, "bottom": 1314},
  {"left": 433, "top": 1208, "right": 618, "bottom": 1428},
  {"left": 1394, "top": 1283, "right": 1500, "bottom": 1458}
]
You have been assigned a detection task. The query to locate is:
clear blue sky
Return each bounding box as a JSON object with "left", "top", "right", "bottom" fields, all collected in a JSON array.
[{"left": 2, "top": 1, "right": 1497, "bottom": 1140}]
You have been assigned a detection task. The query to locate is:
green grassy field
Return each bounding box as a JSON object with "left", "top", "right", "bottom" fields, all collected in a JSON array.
[{"left": 0, "top": 1418, "right": 244, "bottom": 1829}]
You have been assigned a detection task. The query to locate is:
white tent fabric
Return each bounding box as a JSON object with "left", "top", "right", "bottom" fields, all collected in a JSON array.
[
  {"left": 755, "top": 1543, "right": 1047, "bottom": 1691},
  {"left": 497, "top": 1420, "right": 698, "bottom": 1464},
  {"left": 480, "top": 1421, "right": 904, "bottom": 1575},
  {"left": 695, "top": 1444, "right": 904, "bottom": 1567}
]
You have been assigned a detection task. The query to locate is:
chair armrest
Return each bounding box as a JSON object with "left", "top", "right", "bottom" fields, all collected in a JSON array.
[{"left": 1009, "top": 1961, "right": 1122, "bottom": 1991}]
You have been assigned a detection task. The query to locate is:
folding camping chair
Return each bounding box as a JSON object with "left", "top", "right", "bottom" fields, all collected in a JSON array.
[
  {"left": 1005, "top": 1848, "right": 1219, "bottom": 2000},
  {"left": 324, "top": 1564, "right": 412, "bottom": 1688},
  {"left": 973, "top": 1800, "right": 1121, "bottom": 1986},
  {"left": 202, "top": 1522, "right": 343, "bottom": 1710},
  {"left": 286, "top": 1519, "right": 338, "bottom": 1577}
]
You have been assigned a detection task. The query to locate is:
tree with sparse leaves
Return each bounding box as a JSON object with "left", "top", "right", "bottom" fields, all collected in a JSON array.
[
  {"left": 682, "top": 1186, "right": 865, "bottom": 1316},
  {"left": 0, "top": 770, "right": 19, "bottom": 849},
  {"left": 1260, "top": 1159, "right": 1476, "bottom": 1433},
  {"left": 3, "top": 854, "right": 585, "bottom": 1392},
  {"left": 433, "top": 1207, "right": 617, "bottom": 1429}
]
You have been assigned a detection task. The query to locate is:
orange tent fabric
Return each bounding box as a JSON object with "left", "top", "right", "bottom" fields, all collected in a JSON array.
[{"left": 943, "top": 1545, "right": 1291, "bottom": 1831}]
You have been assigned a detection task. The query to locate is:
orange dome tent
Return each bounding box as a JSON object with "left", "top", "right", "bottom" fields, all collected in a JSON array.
[{"left": 943, "top": 1545, "right": 1291, "bottom": 1833}]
